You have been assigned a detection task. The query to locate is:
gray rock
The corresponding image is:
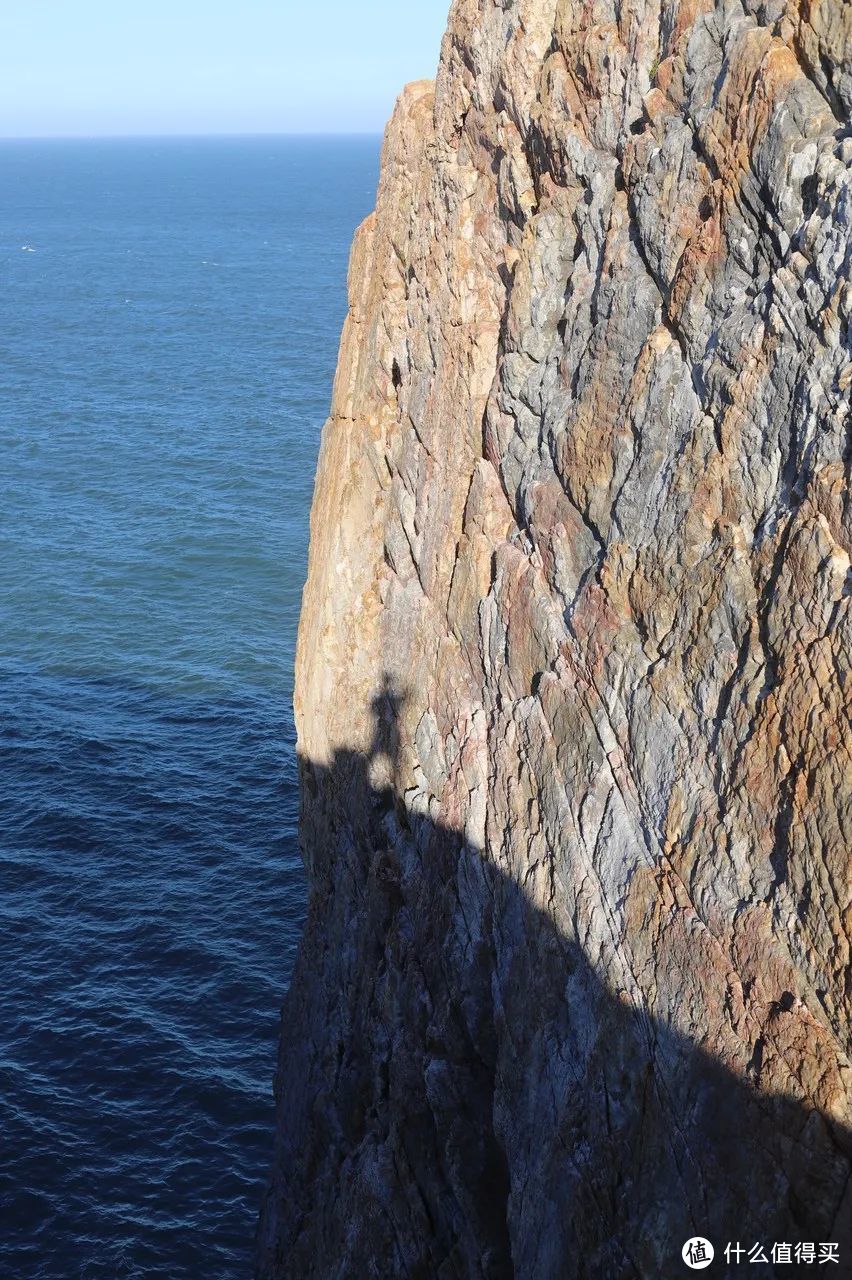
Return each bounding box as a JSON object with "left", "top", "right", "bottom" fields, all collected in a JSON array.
[{"left": 257, "top": 5, "right": 852, "bottom": 1276}]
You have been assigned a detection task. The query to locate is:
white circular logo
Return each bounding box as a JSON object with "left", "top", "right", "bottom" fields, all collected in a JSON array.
[{"left": 682, "top": 1237, "right": 714, "bottom": 1269}]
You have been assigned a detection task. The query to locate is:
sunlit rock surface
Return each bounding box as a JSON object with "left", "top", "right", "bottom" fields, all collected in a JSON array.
[{"left": 258, "top": 2, "right": 852, "bottom": 1275}]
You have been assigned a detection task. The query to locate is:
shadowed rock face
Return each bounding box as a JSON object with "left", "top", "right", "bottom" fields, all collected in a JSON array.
[
  {"left": 257, "top": 712, "right": 851, "bottom": 1279},
  {"left": 258, "top": 1, "right": 852, "bottom": 1275}
]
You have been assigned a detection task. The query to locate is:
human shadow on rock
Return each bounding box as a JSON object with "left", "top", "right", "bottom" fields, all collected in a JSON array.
[{"left": 257, "top": 680, "right": 851, "bottom": 1280}]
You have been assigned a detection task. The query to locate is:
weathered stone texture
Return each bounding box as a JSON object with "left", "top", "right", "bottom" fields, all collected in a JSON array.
[{"left": 258, "top": 2, "right": 852, "bottom": 1276}]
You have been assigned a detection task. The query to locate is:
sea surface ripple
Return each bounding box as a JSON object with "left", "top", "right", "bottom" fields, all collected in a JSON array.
[{"left": 0, "top": 136, "right": 379, "bottom": 1279}]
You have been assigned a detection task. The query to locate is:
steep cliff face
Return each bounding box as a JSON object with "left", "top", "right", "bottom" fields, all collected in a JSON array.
[{"left": 258, "top": 2, "right": 852, "bottom": 1276}]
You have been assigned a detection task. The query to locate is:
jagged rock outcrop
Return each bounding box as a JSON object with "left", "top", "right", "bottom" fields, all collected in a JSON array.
[{"left": 258, "top": 2, "right": 852, "bottom": 1276}]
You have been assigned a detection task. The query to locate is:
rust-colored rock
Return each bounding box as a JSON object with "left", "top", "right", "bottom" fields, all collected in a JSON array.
[{"left": 258, "top": 2, "right": 852, "bottom": 1276}]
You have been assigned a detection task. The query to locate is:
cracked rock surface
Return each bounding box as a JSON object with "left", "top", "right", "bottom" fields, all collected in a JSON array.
[{"left": 257, "top": 2, "right": 852, "bottom": 1276}]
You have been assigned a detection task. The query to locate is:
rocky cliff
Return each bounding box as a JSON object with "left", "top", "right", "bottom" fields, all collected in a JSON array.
[{"left": 257, "top": 2, "right": 852, "bottom": 1275}]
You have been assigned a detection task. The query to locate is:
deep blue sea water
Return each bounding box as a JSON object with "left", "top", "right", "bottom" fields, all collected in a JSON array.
[{"left": 0, "top": 136, "right": 380, "bottom": 1279}]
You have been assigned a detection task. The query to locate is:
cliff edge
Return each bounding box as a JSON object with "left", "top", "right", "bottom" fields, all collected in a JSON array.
[{"left": 258, "top": 2, "right": 852, "bottom": 1275}]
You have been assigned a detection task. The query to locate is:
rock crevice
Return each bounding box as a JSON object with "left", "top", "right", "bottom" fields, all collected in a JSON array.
[{"left": 258, "top": 2, "right": 852, "bottom": 1275}]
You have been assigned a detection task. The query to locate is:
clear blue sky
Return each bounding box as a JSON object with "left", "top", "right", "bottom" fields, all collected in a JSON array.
[{"left": 0, "top": 1, "right": 451, "bottom": 137}]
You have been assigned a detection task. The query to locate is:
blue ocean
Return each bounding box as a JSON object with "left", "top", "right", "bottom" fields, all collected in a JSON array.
[{"left": 0, "top": 136, "right": 380, "bottom": 1278}]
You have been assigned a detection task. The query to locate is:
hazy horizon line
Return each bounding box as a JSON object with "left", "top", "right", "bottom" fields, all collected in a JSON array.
[{"left": 0, "top": 129, "right": 386, "bottom": 143}]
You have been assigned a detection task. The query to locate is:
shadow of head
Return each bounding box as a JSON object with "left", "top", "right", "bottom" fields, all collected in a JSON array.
[{"left": 259, "top": 675, "right": 852, "bottom": 1280}]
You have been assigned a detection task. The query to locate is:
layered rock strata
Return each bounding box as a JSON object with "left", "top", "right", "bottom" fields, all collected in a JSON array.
[{"left": 258, "top": 1, "right": 852, "bottom": 1275}]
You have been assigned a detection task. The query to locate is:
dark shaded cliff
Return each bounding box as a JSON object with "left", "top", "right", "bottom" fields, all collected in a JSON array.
[{"left": 259, "top": 1, "right": 852, "bottom": 1275}]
